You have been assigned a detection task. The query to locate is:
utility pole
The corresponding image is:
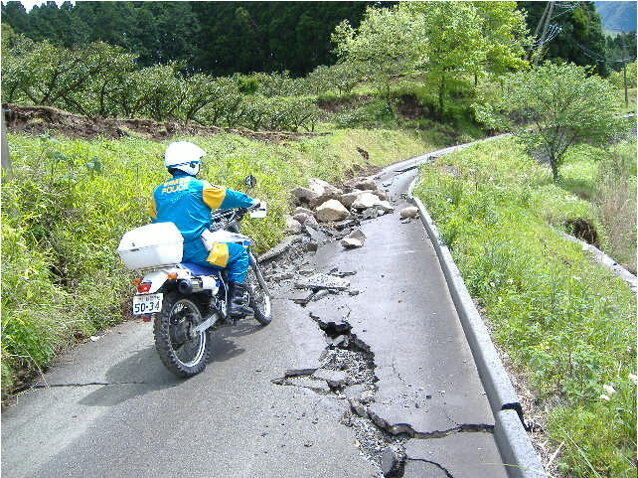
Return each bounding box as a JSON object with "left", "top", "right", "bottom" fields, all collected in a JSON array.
[
  {"left": 534, "top": 2, "right": 555, "bottom": 65},
  {"left": 623, "top": 60, "right": 628, "bottom": 108},
  {"left": 527, "top": 2, "right": 551, "bottom": 61}
]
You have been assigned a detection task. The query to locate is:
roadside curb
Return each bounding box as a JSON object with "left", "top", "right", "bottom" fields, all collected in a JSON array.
[
  {"left": 410, "top": 192, "right": 522, "bottom": 418},
  {"left": 496, "top": 410, "right": 548, "bottom": 478},
  {"left": 559, "top": 231, "right": 637, "bottom": 292},
  {"left": 401, "top": 147, "right": 546, "bottom": 477}
]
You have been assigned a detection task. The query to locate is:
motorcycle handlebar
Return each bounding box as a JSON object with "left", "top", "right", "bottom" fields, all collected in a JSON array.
[{"left": 210, "top": 204, "right": 255, "bottom": 224}]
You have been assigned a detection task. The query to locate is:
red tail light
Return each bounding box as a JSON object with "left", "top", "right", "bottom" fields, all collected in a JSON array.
[{"left": 137, "top": 282, "right": 152, "bottom": 293}]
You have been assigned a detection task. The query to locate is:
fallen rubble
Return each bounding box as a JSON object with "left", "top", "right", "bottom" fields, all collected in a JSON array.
[{"left": 341, "top": 229, "right": 366, "bottom": 249}]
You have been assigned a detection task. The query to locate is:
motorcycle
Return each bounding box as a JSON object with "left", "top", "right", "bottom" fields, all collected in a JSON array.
[{"left": 119, "top": 176, "right": 272, "bottom": 377}]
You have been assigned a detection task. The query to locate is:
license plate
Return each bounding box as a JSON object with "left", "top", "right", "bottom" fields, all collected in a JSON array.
[{"left": 132, "top": 293, "right": 163, "bottom": 315}]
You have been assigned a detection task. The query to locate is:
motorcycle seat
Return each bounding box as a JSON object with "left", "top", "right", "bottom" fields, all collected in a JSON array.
[{"left": 180, "top": 262, "right": 221, "bottom": 277}]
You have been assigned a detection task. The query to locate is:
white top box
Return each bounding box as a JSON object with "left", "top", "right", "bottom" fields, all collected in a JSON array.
[{"left": 117, "top": 222, "right": 184, "bottom": 270}]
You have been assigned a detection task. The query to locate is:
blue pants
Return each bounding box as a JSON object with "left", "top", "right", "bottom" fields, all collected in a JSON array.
[{"left": 183, "top": 238, "right": 249, "bottom": 283}]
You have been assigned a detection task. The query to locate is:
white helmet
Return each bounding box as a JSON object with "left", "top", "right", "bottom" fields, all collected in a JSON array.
[{"left": 164, "top": 141, "right": 206, "bottom": 176}]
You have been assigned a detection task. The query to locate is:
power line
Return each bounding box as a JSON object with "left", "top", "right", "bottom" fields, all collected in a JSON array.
[{"left": 571, "top": 38, "right": 636, "bottom": 64}]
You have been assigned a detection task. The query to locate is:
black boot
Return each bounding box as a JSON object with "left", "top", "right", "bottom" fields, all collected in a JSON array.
[{"left": 228, "top": 282, "right": 252, "bottom": 318}]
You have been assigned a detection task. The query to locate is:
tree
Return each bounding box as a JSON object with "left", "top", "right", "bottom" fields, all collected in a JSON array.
[
  {"left": 332, "top": 6, "right": 424, "bottom": 100},
  {"left": 518, "top": 2, "right": 608, "bottom": 75},
  {"left": 193, "top": 77, "right": 245, "bottom": 127},
  {"left": 306, "top": 63, "right": 360, "bottom": 95},
  {"left": 1, "top": 37, "right": 136, "bottom": 116},
  {"left": 123, "top": 64, "right": 186, "bottom": 121},
  {"left": 178, "top": 73, "right": 224, "bottom": 125},
  {"left": 499, "top": 62, "right": 625, "bottom": 181},
  {"left": 333, "top": 2, "right": 528, "bottom": 114},
  {"left": 65, "top": 44, "right": 137, "bottom": 118}
]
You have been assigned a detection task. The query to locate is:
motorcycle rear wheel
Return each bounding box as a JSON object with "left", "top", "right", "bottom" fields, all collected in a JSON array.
[{"left": 154, "top": 291, "right": 212, "bottom": 377}]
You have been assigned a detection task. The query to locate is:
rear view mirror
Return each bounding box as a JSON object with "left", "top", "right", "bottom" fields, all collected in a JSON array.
[{"left": 244, "top": 175, "right": 257, "bottom": 189}]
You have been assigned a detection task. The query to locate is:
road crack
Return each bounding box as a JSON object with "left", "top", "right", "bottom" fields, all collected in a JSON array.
[
  {"left": 30, "top": 381, "right": 149, "bottom": 389},
  {"left": 406, "top": 458, "right": 454, "bottom": 477}
]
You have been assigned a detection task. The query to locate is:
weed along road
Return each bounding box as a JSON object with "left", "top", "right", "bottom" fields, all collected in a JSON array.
[{"left": 3, "top": 146, "right": 528, "bottom": 478}]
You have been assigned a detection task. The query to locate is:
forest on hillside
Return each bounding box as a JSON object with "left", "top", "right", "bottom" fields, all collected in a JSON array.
[
  {"left": 0, "top": 1, "right": 628, "bottom": 76},
  {"left": 1, "top": 1, "right": 372, "bottom": 75}
]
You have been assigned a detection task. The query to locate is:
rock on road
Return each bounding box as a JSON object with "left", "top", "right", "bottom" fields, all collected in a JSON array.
[{"left": 2, "top": 150, "right": 509, "bottom": 477}]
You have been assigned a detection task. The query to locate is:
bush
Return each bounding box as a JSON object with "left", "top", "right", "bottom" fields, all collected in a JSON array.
[
  {"left": 332, "top": 98, "right": 397, "bottom": 129},
  {"left": 306, "top": 63, "right": 361, "bottom": 96},
  {"left": 593, "top": 141, "right": 637, "bottom": 273}
]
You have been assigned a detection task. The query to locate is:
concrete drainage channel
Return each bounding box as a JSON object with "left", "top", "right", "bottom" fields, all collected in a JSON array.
[{"left": 399, "top": 142, "right": 546, "bottom": 478}]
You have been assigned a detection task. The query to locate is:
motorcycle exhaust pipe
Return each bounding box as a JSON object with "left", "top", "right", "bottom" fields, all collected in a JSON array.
[{"left": 177, "top": 277, "right": 217, "bottom": 295}]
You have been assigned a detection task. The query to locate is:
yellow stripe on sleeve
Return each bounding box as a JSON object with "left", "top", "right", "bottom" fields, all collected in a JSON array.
[
  {"left": 149, "top": 197, "right": 157, "bottom": 219},
  {"left": 206, "top": 242, "right": 229, "bottom": 268},
  {"left": 202, "top": 183, "right": 227, "bottom": 210}
]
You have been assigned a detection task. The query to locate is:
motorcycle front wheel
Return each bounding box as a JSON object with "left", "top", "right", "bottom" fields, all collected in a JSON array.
[
  {"left": 154, "top": 291, "right": 212, "bottom": 377},
  {"left": 247, "top": 254, "right": 272, "bottom": 326}
]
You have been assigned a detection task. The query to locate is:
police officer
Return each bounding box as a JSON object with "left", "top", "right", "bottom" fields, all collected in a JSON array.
[{"left": 150, "top": 141, "right": 258, "bottom": 318}]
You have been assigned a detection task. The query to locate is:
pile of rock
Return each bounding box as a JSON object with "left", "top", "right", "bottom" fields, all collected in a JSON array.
[
  {"left": 290, "top": 177, "right": 393, "bottom": 226},
  {"left": 286, "top": 177, "right": 395, "bottom": 249}
]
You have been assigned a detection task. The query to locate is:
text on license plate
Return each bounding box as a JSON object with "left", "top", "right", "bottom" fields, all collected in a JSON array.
[{"left": 133, "top": 293, "right": 163, "bottom": 315}]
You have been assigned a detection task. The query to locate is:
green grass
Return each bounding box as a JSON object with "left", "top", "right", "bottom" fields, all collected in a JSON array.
[
  {"left": 614, "top": 87, "right": 637, "bottom": 114},
  {"left": 559, "top": 142, "right": 637, "bottom": 273},
  {"left": 1, "top": 127, "right": 445, "bottom": 398},
  {"left": 414, "top": 137, "right": 636, "bottom": 477}
]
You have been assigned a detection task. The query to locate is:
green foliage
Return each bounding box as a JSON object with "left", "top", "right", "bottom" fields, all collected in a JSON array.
[
  {"left": 0, "top": 1, "right": 370, "bottom": 77},
  {"left": 519, "top": 2, "right": 609, "bottom": 75},
  {"left": 305, "top": 63, "right": 361, "bottom": 96},
  {"left": 334, "top": 2, "right": 528, "bottom": 115},
  {"left": 333, "top": 5, "right": 425, "bottom": 98},
  {"left": 609, "top": 61, "right": 637, "bottom": 89},
  {"left": 124, "top": 64, "right": 186, "bottom": 121},
  {"left": 414, "top": 137, "right": 636, "bottom": 477},
  {"left": 1, "top": 37, "right": 135, "bottom": 111},
  {"left": 1, "top": 37, "right": 324, "bottom": 133},
  {"left": 488, "top": 62, "right": 627, "bottom": 181},
  {"left": 332, "top": 98, "right": 397, "bottom": 129}
]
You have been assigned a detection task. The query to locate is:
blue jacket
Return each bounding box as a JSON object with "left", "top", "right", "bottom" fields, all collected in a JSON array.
[{"left": 150, "top": 172, "right": 254, "bottom": 242}]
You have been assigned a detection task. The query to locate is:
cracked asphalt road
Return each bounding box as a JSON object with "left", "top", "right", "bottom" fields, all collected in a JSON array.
[{"left": 2, "top": 152, "right": 508, "bottom": 478}]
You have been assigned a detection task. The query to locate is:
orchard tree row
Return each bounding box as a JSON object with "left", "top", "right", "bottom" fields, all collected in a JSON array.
[{"left": 1, "top": 26, "right": 366, "bottom": 131}]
